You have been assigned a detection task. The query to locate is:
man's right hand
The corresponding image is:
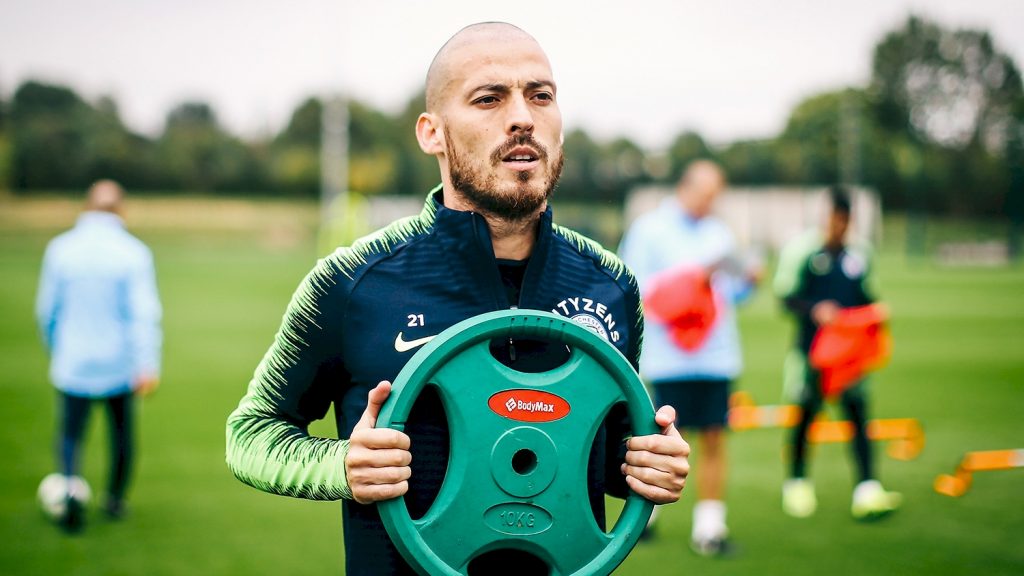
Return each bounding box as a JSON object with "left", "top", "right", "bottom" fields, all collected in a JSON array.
[
  {"left": 345, "top": 381, "right": 412, "bottom": 504},
  {"left": 811, "top": 300, "right": 841, "bottom": 326}
]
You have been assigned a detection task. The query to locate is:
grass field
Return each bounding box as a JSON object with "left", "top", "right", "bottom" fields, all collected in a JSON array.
[{"left": 1, "top": 195, "right": 1021, "bottom": 575}]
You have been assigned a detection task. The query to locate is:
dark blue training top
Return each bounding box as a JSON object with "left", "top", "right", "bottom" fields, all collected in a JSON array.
[{"left": 227, "top": 188, "right": 645, "bottom": 575}]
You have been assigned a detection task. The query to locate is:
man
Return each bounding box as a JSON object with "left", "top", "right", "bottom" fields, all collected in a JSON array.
[
  {"left": 225, "top": 22, "right": 689, "bottom": 575},
  {"left": 36, "top": 180, "right": 162, "bottom": 532},
  {"left": 773, "top": 187, "right": 901, "bottom": 520},
  {"left": 619, "top": 160, "right": 759, "bottom": 555}
]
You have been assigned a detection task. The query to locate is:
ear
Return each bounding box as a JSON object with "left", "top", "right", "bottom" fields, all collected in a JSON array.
[{"left": 416, "top": 113, "right": 444, "bottom": 155}]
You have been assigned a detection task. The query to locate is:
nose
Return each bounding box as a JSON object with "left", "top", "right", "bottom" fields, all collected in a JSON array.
[{"left": 505, "top": 94, "right": 534, "bottom": 135}]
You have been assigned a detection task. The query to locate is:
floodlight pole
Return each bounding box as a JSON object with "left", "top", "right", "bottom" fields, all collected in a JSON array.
[
  {"left": 320, "top": 94, "right": 349, "bottom": 250},
  {"left": 838, "top": 89, "right": 861, "bottom": 188},
  {"left": 839, "top": 89, "right": 881, "bottom": 246},
  {"left": 1007, "top": 122, "right": 1023, "bottom": 262}
]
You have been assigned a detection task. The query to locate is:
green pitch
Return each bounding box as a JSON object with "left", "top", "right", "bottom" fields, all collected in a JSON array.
[{"left": 0, "top": 197, "right": 1021, "bottom": 575}]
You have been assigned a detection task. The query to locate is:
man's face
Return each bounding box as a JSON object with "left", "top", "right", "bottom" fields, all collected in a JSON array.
[
  {"left": 826, "top": 211, "right": 850, "bottom": 247},
  {"left": 677, "top": 166, "right": 724, "bottom": 220},
  {"left": 680, "top": 181, "right": 720, "bottom": 219},
  {"left": 436, "top": 36, "right": 564, "bottom": 220}
]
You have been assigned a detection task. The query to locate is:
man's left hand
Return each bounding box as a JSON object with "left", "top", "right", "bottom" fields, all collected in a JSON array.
[
  {"left": 133, "top": 374, "right": 160, "bottom": 397},
  {"left": 621, "top": 405, "right": 690, "bottom": 504}
]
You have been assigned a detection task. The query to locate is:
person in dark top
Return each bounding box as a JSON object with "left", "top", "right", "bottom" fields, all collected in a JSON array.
[
  {"left": 226, "top": 22, "right": 690, "bottom": 575},
  {"left": 773, "top": 187, "right": 901, "bottom": 521}
]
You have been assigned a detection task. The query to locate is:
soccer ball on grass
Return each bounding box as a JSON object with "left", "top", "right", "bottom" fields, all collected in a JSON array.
[{"left": 37, "top": 473, "right": 91, "bottom": 520}]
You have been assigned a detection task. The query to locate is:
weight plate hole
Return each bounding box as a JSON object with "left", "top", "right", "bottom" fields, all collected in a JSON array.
[
  {"left": 404, "top": 384, "right": 449, "bottom": 521},
  {"left": 488, "top": 338, "right": 572, "bottom": 373},
  {"left": 468, "top": 549, "right": 550, "bottom": 575},
  {"left": 511, "top": 449, "right": 538, "bottom": 475}
]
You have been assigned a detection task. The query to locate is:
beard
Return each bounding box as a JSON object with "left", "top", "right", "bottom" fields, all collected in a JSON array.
[{"left": 445, "top": 129, "right": 564, "bottom": 222}]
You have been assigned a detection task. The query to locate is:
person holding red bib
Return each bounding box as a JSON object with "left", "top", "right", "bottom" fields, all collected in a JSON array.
[{"left": 773, "top": 187, "right": 900, "bottom": 521}]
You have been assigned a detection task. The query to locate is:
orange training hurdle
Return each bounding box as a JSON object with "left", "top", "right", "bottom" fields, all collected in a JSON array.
[
  {"left": 727, "top": 391, "right": 925, "bottom": 461},
  {"left": 934, "top": 449, "right": 1024, "bottom": 497}
]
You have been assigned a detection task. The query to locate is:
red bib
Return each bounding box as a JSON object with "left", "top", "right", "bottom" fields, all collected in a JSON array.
[
  {"left": 809, "top": 304, "right": 892, "bottom": 397},
  {"left": 644, "top": 265, "right": 719, "bottom": 352}
]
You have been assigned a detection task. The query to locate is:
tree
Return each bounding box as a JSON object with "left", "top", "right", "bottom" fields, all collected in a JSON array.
[
  {"left": 0, "top": 89, "right": 9, "bottom": 189},
  {"left": 665, "top": 131, "right": 714, "bottom": 180},
  {"left": 559, "top": 128, "right": 602, "bottom": 200},
  {"left": 718, "top": 138, "right": 783, "bottom": 185},
  {"left": 558, "top": 131, "right": 649, "bottom": 203},
  {"left": 9, "top": 82, "right": 93, "bottom": 189},
  {"left": 347, "top": 99, "right": 401, "bottom": 194},
  {"left": 277, "top": 97, "right": 322, "bottom": 147},
  {"left": 157, "top": 101, "right": 264, "bottom": 192},
  {"left": 81, "top": 95, "right": 160, "bottom": 187},
  {"left": 270, "top": 97, "right": 322, "bottom": 195},
  {"left": 872, "top": 16, "right": 1023, "bottom": 152},
  {"left": 870, "top": 16, "right": 1023, "bottom": 214},
  {"left": 393, "top": 93, "right": 443, "bottom": 195},
  {"left": 8, "top": 81, "right": 169, "bottom": 192}
]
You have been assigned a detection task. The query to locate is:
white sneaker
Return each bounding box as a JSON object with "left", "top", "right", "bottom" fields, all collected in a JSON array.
[
  {"left": 782, "top": 478, "right": 817, "bottom": 518},
  {"left": 851, "top": 480, "right": 901, "bottom": 520},
  {"left": 692, "top": 500, "right": 727, "bottom": 537},
  {"left": 691, "top": 535, "right": 731, "bottom": 557},
  {"left": 691, "top": 500, "right": 729, "bottom": 556}
]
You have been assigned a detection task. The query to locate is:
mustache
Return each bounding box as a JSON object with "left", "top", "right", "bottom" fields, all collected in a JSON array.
[{"left": 490, "top": 134, "right": 549, "bottom": 165}]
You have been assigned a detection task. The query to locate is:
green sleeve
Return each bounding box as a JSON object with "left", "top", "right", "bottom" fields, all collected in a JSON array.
[
  {"left": 773, "top": 230, "right": 820, "bottom": 299},
  {"left": 225, "top": 258, "right": 352, "bottom": 501}
]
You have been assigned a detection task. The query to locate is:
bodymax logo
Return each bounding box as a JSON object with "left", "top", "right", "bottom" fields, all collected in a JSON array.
[
  {"left": 505, "top": 398, "right": 555, "bottom": 413},
  {"left": 489, "top": 390, "right": 570, "bottom": 423},
  {"left": 552, "top": 297, "right": 620, "bottom": 342}
]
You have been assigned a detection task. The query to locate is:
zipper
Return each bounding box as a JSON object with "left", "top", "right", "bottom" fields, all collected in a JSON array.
[
  {"left": 472, "top": 209, "right": 552, "bottom": 365},
  {"left": 470, "top": 212, "right": 520, "bottom": 363},
  {"left": 508, "top": 304, "right": 518, "bottom": 362}
]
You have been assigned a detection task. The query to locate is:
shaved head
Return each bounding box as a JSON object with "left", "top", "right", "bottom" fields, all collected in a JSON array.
[
  {"left": 677, "top": 160, "right": 727, "bottom": 219},
  {"left": 417, "top": 22, "right": 563, "bottom": 227},
  {"left": 425, "top": 22, "right": 542, "bottom": 112},
  {"left": 86, "top": 179, "right": 125, "bottom": 213},
  {"left": 680, "top": 159, "right": 726, "bottom": 191}
]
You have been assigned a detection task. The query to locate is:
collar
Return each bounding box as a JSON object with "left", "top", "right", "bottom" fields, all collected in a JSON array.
[
  {"left": 661, "top": 197, "right": 702, "bottom": 227},
  {"left": 76, "top": 211, "right": 125, "bottom": 229},
  {"left": 426, "top": 187, "right": 554, "bottom": 253},
  {"left": 423, "top": 186, "right": 555, "bottom": 309}
]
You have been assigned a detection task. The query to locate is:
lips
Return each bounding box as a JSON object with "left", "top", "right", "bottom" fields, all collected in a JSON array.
[
  {"left": 492, "top": 136, "right": 548, "bottom": 170},
  {"left": 502, "top": 146, "right": 539, "bottom": 163}
]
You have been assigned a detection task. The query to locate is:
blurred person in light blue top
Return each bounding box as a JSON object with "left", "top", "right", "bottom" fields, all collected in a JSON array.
[
  {"left": 619, "top": 160, "right": 760, "bottom": 556},
  {"left": 35, "top": 179, "right": 162, "bottom": 532}
]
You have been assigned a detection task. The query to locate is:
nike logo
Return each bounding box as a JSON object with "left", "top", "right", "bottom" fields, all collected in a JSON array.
[{"left": 394, "top": 332, "right": 436, "bottom": 353}]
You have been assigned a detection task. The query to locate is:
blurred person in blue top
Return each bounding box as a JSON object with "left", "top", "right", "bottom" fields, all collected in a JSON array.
[
  {"left": 36, "top": 179, "right": 162, "bottom": 532},
  {"left": 619, "top": 160, "right": 760, "bottom": 556}
]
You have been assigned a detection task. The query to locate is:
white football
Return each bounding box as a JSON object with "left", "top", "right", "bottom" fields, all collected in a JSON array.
[{"left": 37, "top": 473, "right": 91, "bottom": 519}]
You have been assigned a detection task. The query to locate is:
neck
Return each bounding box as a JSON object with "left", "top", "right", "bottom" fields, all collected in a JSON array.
[
  {"left": 442, "top": 188, "right": 543, "bottom": 260},
  {"left": 677, "top": 197, "right": 700, "bottom": 220},
  {"left": 86, "top": 206, "right": 121, "bottom": 214},
  {"left": 487, "top": 215, "right": 540, "bottom": 260}
]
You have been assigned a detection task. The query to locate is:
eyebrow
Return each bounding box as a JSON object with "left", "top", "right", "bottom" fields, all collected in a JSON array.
[{"left": 466, "top": 79, "right": 557, "bottom": 100}]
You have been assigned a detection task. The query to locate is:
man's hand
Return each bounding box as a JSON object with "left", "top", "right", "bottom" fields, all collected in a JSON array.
[
  {"left": 345, "top": 381, "right": 412, "bottom": 504},
  {"left": 811, "top": 300, "right": 841, "bottom": 326},
  {"left": 621, "top": 405, "right": 690, "bottom": 504},
  {"left": 133, "top": 374, "right": 159, "bottom": 397}
]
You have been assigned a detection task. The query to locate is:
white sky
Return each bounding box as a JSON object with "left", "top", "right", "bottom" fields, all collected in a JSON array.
[{"left": 1, "top": 0, "right": 1022, "bottom": 149}]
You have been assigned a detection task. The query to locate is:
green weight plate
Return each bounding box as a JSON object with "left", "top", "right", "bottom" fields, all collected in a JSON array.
[{"left": 376, "top": 310, "right": 656, "bottom": 576}]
